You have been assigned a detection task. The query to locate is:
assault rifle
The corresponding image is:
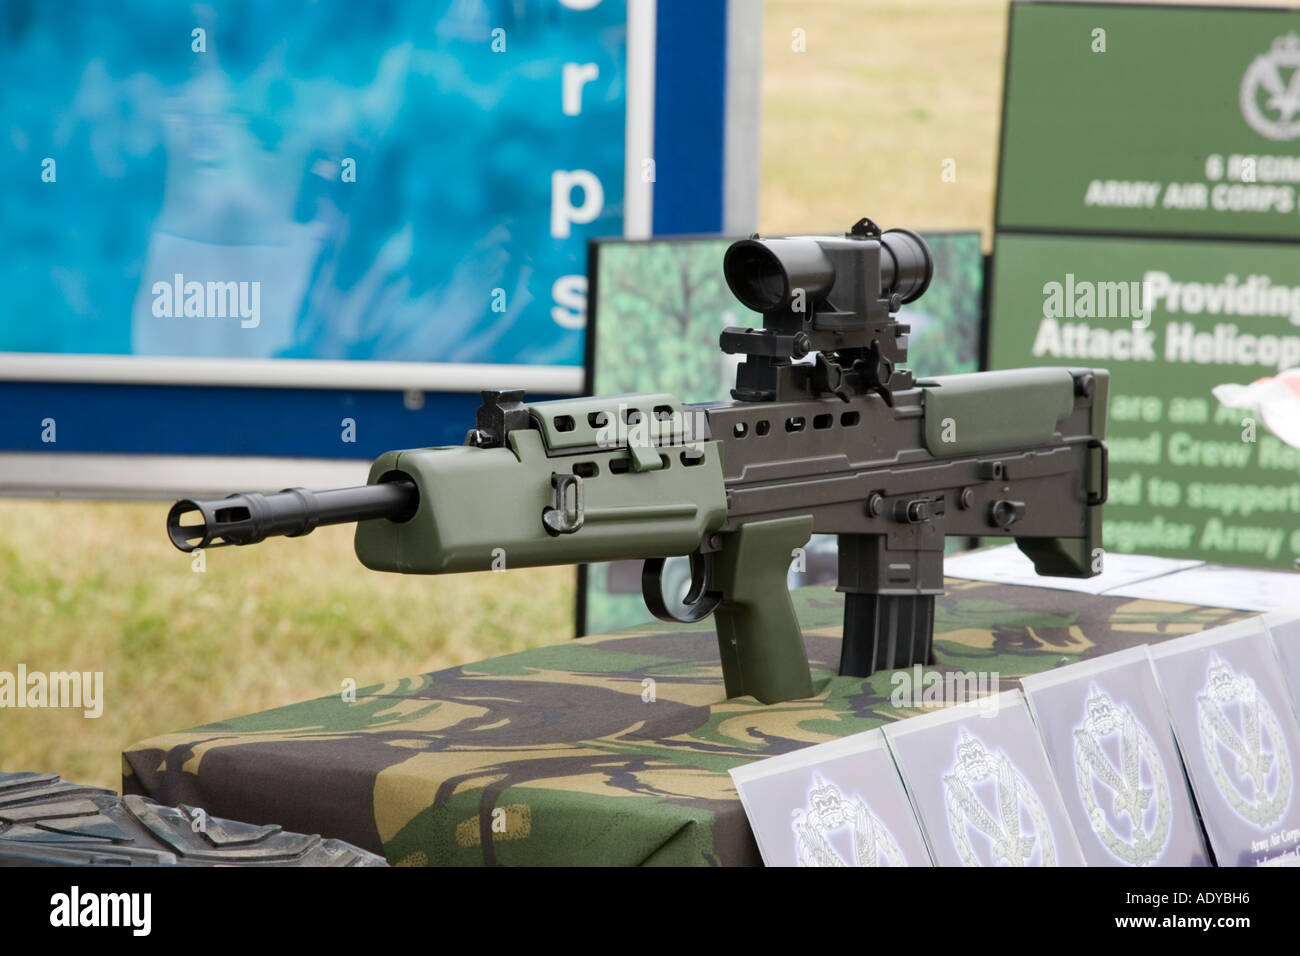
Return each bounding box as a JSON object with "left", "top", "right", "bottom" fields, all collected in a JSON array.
[{"left": 168, "top": 218, "right": 1108, "bottom": 704}]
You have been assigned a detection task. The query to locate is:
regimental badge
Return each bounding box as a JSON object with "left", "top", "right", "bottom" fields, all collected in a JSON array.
[
  {"left": 1240, "top": 33, "right": 1300, "bottom": 141},
  {"left": 1196, "top": 654, "right": 1293, "bottom": 828},
  {"left": 791, "top": 775, "right": 906, "bottom": 867},
  {"left": 943, "top": 730, "right": 1056, "bottom": 867},
  {"left": 1072, "top": 686, "right": 1172, "bottom": 866}
]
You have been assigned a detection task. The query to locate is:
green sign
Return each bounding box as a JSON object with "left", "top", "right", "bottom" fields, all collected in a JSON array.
[
  {"left": 990, "top": 233, "right": 1300, "bottom": 570},
  {"left": 1000, "top": 2, "right": 1300, "bottom": 239},
  {"left": 994, "top": 3, "right": 1300, "bottom": 571}
]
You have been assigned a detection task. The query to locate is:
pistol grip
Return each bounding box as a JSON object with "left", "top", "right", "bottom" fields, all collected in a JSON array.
[{"left": 710, "top": 516, "right": 816, "bottom": 704}]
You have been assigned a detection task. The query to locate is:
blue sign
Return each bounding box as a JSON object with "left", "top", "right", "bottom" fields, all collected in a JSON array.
[
  {"left": 0, "top": 0, "right": 756, "bottom": 493},
  {"left": 1, "top": 0, "right": 626, "bottom": 368}
]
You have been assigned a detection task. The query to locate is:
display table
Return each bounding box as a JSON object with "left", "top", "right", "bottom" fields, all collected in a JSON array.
[{"left": 123, "top": 579, "right": 1249, "bottom": 866}]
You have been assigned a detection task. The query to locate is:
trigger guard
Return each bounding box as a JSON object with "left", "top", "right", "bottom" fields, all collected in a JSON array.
[{"left": 642, "top": 554, "right": 721, "bottom": 624}]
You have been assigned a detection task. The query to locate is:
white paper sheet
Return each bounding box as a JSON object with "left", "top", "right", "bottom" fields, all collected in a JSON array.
[
  {"left": 944, "top": 544, "right": 1203, "bottom": 594},
  {"left": 1104, "top": 565, "right": 1300, "bottom": 612}
]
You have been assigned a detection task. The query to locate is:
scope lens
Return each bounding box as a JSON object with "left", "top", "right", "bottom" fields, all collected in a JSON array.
[
  {"left": 880, "top": 228, "right": 934, "bottom": 304},
  {"left": 723, "top": 241, "right": 789, "bottom": 312}
]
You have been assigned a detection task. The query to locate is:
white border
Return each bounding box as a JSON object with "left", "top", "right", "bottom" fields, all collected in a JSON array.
[
  {"left": 729, "top": 728, "right": 887, "bottom": 785},
  {"left": 0, "top": 452, "right": 371, "bottom": 501},
  {"left": 623, "top": 0, "right": 656, "bottom": 240},
  {"left": 880, "top": 690, "right": 1025, "bottom": 739},
  {"left": 0, "top": 353, "right": 583, "bottom": 393},
  {"left": 1019, "top": 644, "right": 1154, "bottom": 695},
  {"left": 1264, "top": 608, "right": 1300, "bottom": 636},
  {"left": 724, "top": 0, "right": 761, "bottom": 234},
  {"left": 1265, "top": 609, "right": 1300, "bottom": 715},
  {"left": 1147, "top": 617, "right": 1269, "bottom": 660}
]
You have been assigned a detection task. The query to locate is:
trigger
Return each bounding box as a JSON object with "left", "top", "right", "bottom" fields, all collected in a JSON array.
[{"left": 641, "top": 550, "right": 722, "bottom": 624}]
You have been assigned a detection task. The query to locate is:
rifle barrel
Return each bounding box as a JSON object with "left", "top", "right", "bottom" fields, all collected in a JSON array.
[{"left": 167, "top": 481, "right": 418, "bottom": 552}]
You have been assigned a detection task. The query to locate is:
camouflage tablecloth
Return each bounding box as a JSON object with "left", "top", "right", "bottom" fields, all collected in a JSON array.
[{"left": 123, "top": 580, "right": 1247, "bottom": 866}]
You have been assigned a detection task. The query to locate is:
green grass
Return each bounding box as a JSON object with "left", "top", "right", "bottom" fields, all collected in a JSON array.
[
  {"left": 761, "top": 0, "right": 1009, "bottom": 242},
  {"left": 0, "top": 500, "right": 573, "bottom": 789}
]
